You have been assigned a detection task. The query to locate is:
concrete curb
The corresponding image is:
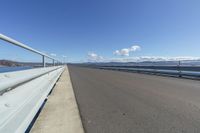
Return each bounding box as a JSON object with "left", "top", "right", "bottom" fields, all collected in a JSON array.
[{"left": 30, "top": 66, "right": 84, "bottom": 133}]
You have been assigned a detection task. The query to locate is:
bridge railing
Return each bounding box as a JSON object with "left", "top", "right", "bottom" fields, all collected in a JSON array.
[
  {"left": 0, "top": 66, "right": 62, "bottom": 94},
  {"left": 0, "top": 34, "right": 65, "bottom": 133},
  {"left": 0, "top": 33, "right": 62, "bottom": 67},
  {"left": 83, "top": 63, "right": 200, "bottom": 79},
  {"left": 0, "top": 66, "right": 64, "bottom": 133},
  {"left": 100, "top": 66, "right": 197, "bottom": 76}
]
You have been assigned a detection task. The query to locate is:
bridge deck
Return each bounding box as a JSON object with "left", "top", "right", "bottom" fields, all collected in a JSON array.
[
  {"left": 68, "top": 65, "right": 200, "bottom": 133},
  {"left": 30, "top": 67, "right": 84, "bottom": 133}
]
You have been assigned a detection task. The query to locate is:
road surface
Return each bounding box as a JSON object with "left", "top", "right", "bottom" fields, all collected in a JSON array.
[{"left": 68, "top": 66, "right": 200, "bottom": 133}]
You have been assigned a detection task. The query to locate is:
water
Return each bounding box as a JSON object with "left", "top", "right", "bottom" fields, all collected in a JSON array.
[{"left": 0, "top": 66, "right": 32, "bottom": 73}]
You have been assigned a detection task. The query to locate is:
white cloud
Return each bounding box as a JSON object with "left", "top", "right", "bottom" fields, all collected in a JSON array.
[
  {"left": 114, "top": 49, "right": 130, "bottom": 56},
  {"left": 86, "top": 45, "right": 200, "bottom": 63},
  {"left": 87, "top": 52, "right": 104, "bottom": 62},
  {"left": 130, "top": 45, "right": 141, "bottom": 51},
  {"left": 114, "top": 45, "right": 141, "bottom": 56},
  {"left": 62, "top": 55, "right": 67, "bottom": 58},
  {"left": 84, "top": 52, "right": 200, "bottom": 63},
  {"left": 110, "top": 56, "right": 200, "bottom": 62},
  {"left": 50, "top": 53, "right": 57, "bottom": 57}
]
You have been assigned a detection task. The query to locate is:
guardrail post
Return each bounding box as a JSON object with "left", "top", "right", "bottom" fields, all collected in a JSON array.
[
  {"left": 178, "top": 60, "right": 182, "bottom": 77},
  {"left": 53, "top": 59, "right": 55, "bottom": 66},
  {"left": 42, "top": 55, "right": 46, "bottom": 67}
]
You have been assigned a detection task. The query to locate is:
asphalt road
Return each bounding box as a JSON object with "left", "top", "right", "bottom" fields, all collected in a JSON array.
[{"left": 68, "top": 65, "right": 200, "bottom": 133}]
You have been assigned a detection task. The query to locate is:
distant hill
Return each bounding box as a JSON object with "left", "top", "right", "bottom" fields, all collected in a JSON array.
[
  {"left": 0, "top": 60, "right": 21, "bottom": 67},
  {"left": 0, "top": 60, "right": 55, "bottom": 67},
  {"left": 73, "top": 60, "right": 200, "bottom": 67}
]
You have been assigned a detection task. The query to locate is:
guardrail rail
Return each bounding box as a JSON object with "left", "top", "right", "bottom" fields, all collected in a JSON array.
[
  {"left": 0, "top": 34, "right": 62, "bottom": 67},
  {"left": 87, "top": 65, "right": 200, "bottom": 79},
  {"left": 0, "top": 34, "right": 65, "bottom": 133}
]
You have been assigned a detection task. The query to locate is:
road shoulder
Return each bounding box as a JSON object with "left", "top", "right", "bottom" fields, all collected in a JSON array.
[{"left": 30, "top": 66, "right": 84, "bottom": 133}]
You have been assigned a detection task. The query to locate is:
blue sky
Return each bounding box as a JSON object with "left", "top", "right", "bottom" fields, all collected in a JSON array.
[{"left": 0, "top": 0, "right": 200, "bottom": 62}]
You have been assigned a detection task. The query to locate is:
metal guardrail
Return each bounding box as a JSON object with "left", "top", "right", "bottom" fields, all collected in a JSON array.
[
  {"left": 0, "top": 33, "right": 62, "bottom": 67},
  {"left": 97, "top": 66, "right": 200, "bottom": 79},
  {"left": 0, "top": 66, "right": 62, "bottom": 94},
  {"left": 0, "top": 33, "right": 65, "bottom": 132},
  {"left": 0, "top": 66, "right": 65, "bottom": 133}
]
